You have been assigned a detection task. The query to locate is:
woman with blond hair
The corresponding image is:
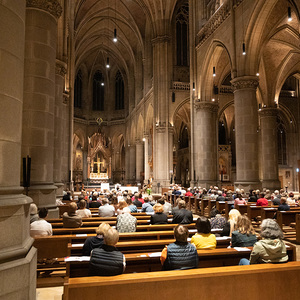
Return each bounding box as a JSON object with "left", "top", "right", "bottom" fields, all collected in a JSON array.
[
  {"left": 150, "top": 203, "right": 168, "bottom": 224},
  {"left": 221, "top": 209, "right": 241, "bottom": 237},
  {"left": 231, "top": 215, "right": 257, "bottom": 247},
  {"left": 116, "top": 199, "right": 131, "bottom": 215}
]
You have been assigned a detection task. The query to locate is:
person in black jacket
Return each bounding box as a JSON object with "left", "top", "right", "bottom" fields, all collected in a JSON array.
[
  {"left": 89, "top": 228, "right": 125, "bottom": 276},
  {"left": 150, "top": 203, "right": 168, "bottom": 224},
  {"left": 172, "top": 200, "right": 193, "bottom": 224}
]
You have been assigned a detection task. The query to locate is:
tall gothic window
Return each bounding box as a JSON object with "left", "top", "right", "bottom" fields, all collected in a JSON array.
[
  {"left": 74, "top": 70, "right": 82, "bottom": 108},
  {"left": 93, "top": 71, "right": 104, "bottom": 111},
  {"left": 277, "top": 117, "right": 287, "bottom": 165},
  {"left": 176, "top": 2, "right": 189, "bottom": 66},
  {"left": 115, "top": 70, "right": 124, "bottom": 110}
]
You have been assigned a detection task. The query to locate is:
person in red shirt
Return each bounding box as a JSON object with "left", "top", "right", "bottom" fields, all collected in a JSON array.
[
  {"left": 185, "top": 188, "right": 193, "bottom": 197},
  {"left": 256, "top": 193, "right": 268, "bottom": 206}
]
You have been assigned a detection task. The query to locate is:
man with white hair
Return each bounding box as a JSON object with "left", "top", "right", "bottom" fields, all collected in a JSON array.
[{"left": 272, "top": 190, "right": 281, "bottom": 205}]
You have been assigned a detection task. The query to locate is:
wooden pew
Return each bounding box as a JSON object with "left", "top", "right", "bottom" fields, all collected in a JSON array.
[
  {"left": 207, "top": 200, "right": 216, "bottom": 216},
  {"left": 224, "top": 201, "right": 234, "bottom": 219},
  {"left": 65, "top": 243, "right": 296, "bottom": 278},
  {"left": 200, "top": 198, "right": 210, "bottom": 216},
  {"left": 277, "top": 210, "right": 300, "bottom": 229},
  {"left": 296, "top": 214, "right": 300, "bottom": 244},
  {"left": 63, "top": 261, "right": 300, "bottom": 300},
  {"left": 216, "top": 201, "right": 226, "bottom": 214},
  {"left": 69, "top": 236, "right": 232, "bottom": 255}
]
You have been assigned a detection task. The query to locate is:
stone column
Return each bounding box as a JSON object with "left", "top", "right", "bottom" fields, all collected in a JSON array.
[
  {"left": 152, "top": 36, "right": 172, "bottom": 192},
  {"left": 0, "top": 1, "right": 37, "bottom": 298},
  {"left": 135, "top": 140, "right": 144, "bottom": 183},
  {"left": 129, "top": 145, "right": 136, "bottom": 183},
  {"left": 259, "top": 107, "right": 281, "bottom": 190},
  {"left": 144, "top": 135, "right": 150, "bottom": 184},
  {"left": 194, "top": 102, "right": 218, "bottom": 188},
  {"left": 54, "top": 60, "right": 67, "bottom": 198},
  {"left": 125, "top": 145, "right": 130, "bottom": 183},
  {"left": 231, "top": 76, "right": 261, "bottom": 190},
  {"left": 22, "top": 0, "right": 62, "bottom": 216}
]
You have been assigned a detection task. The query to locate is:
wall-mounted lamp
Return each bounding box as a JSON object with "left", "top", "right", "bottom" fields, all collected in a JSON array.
[{"left": 288, "top": 7, "right": 292, "bottom": 22}]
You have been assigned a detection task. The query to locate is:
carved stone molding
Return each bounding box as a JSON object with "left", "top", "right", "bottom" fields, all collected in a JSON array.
[
  {"left": 135, "top": 139, "right": 143, "bottom": 146},
  {"left": 26, "top": 0, "right": 62, "bottom": 19},
  {"left": 63, "top": 91, "right": 69, "bottom": 104},
  {"left": 152, "top": 35, "right": 170, "bottom": 45},
  {"left": 194, "top": 101, "right": 219, "bottom": 113},
  {"left": 55, "top": 61, "right": 67, "bottom": 77},
  {"left": 231, "top": 77, "right": 259, "bottom": 91},
  {"left": 258, "top": 107, "right": 278, "bottom": 118}
]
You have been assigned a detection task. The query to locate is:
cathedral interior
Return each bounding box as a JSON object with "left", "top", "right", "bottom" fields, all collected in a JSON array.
[{"left": 0, "top": 0, "right": 300, "bottom": 298}]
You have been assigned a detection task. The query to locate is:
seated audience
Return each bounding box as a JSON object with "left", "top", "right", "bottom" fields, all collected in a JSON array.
[
  {"left": 234, "top": 194, "right": 247, "bottom": 208},
  {"left": 221, "top": 209, "right": 241, "bottom": 237},
  {"left": 126, "top": 198, "right": 138, "bottom": 213},
  {"left": 185, "top": 188, "right": 193, "bottom": 197},
  {"left": 116, "top": 211, "right": 137, "bottom": 233},
  {"left": 160, "top": 225, "right": 198, "bottom": 270},
  {"left": 89, "top": 194, "right": 101, "bottom": 208},
  {"left": 29, "top": 203, "right": 39, "bottom": 224},
  {"left": 286, "top": 192, "right": 297, "bottom": 205},
  {"left": 150, "top": 204, "right": 168, "bottom": 225},
  {"left": 76, "top": 199, "right": 92, "bottom": 218},
  {"left": 216, "top": 190, "right": 225, "bottom": 202},
  {"left": 172, "top": 200, "right": 193, "bottom": 224},
  {"left": 132, "top": 193, "right": 143, "bottom": 208},
  {"left": 209, "top": 208, "right": 227, "bottom": 230},
  {"left": 30, "top": 207, "right": 52, "bottom": 237},
  {"left": 98, "top": 198, "right": 115, "bottom": 217},
  {"left": 116, "top": 199, "right": 131, "bottom": 215},
  {"left": 82, "top": 223, "right": 111, "bottom": 256},
  {"left": 191, "top": 216, "right": 216, "bottom": 250},
  {"left": 239, "top": 219, "right": 288, "bottom": 265},
  {"left": 231, "top": 215, "right": 257, "bottom": 247},
  {"left": 272, "top": 190, "right": 281, "bottom": 205},
  {"left": 138, "top": 193, "right": 145, "bottom": 204},
  {"left": 89, "top": 228, "right": 125, "bottom": 276},
  {"left": 248, "top": 189, "right": 257, "bottom": 203},
  {"left": 256, "top": 193, "right": 268, "bottom": 207},
  {"left": 277, "top": 196, "right": 290, "bottom": 212},
  {"left": 141, "top": 197, "right": 154, "bottom": 213},
  {"left": 63, "top": 202, "right": 82, "bottom": 228}
]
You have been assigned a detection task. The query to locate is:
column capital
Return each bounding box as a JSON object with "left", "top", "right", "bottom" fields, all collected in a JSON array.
[
  {"left": 194, "top": 101, "right": 219, "bottom": 113},
  {"left": 55, "top": 60, "right": 67, "bottom": 77},
  {"left": 258, "top": 107, "right": 278, "bottom": 117},
  {"left": 151, "top": 35, "right": 170, "bottom": 45},
  {"left": 26, "top": 0, "right": 62, "bottom": 19},
  {"left": 135, "top": 139, "right": 143, "bottom": 145},
  {"left": 231, "top": 76, "right": 259, "bottom": 91}
]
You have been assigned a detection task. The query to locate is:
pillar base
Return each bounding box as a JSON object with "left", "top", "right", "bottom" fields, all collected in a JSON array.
[
  {"left": 54, "top": 182, "right": 65, "bottom": 199},
  {"left": 261, "top": 180, "right": 281, "bottom": 191},
  {"left": 152, "top": 180, "right": 170, "bottom": 193},
  {"left": 27, "top": 184, "right": 58, "bottom": 218},
  {"left": 234, "top": 181, "right": 262, "bottom": 192},
  {"left": 195, "top": 181, "right": 218, "bottom": 189}
]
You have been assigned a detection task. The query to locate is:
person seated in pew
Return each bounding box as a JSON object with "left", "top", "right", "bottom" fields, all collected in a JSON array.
[
  {"left": 271, "top": 190, "right": 281, "bottom": 206},
  {"left": 116, "top": 199, "right": 131, "bottom": 215},
  {"left": 89, "top": 228, "right": 126, "bottom": 276},
  {"left": 141, "top": 197, "right": 154, "bottom": 213},
  {"left": 29, "top": 203, "right": 39, "bottom": 224},
  {"left": 239, "top": 219, "right": 288, "bottom": 265},
  {"left": 116, "top": 211, "right": 137, "bottom": 233},
  {"left": 209, "top": 208, "right": 227, "bottom": 230},
  {"left": 191, "top": 216, "right": 216, "bottom": 250},
  {"left": 150, "top": 203, "right": 168, "bottom": 225},
  {"left": 160, "top": 225, "right": 198, "bottom": 270},
  {"left": 132, "top": 193, "right": 143, "bottom": 208},
  {"left": 216, "top": 190, "right": 225, "bottom": 202},
  {"left": 172, "top": 200, "right": 193, "bottom": 224},
  {"left": 89, "top": 194, "right": 101, "bottom": 208},
  {"left": 287, "top": 192, "right": 297, "bottom": 206},
  {"left": 99, "top": 198, "right": 116, "bottom": 217},
  {"left": 248, "top": 189, "right": 257, "bottom": 203},
  {"left": 278, "top": 197, "right": 290, "bottom": 212},
  {"left": 256, "top": 192, "right": 268, "bottom": 207},
  {"left": 126, "top": 197, "right": 138, "bottom": 213},
  {"left": 221, "top": 209, "right": 241, "bottom": 237},
  {"left": 231, "top": 215, "right": 257, "bottom": 247},
  {"left": 82, "top": 223, "right": 111, "bottom": 256},
  {"left": 234, "top": 194, "right": 247, "bottom": 208},
  {"left": 76, "top": 200, "right": 92, "bottom": 218},
  {"left": 63, "top": 202, "right": 82, "bottom": 228},
  {"left": 30, "top": 207, "right": 52, "bottom": 237}
]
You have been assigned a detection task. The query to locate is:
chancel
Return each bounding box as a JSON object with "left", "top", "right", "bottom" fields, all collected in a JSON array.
[{"left": 1, "top": 0, "right": 300, "bottom": 299}]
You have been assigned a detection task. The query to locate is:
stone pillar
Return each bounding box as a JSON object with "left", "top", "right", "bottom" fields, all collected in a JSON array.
[
  {"left": 194, "top": 102, "right": 218, "bottom": 188},
  {"left": 144, "top": 135, "right": 150, "bottom": 184},
  {"left": 152, "top": 36, "right": 172, "bottom": 192},
  {"left": 169, "top": 127, "right": 174, "bottom": 185},
  {"left": 22, "top": 0, "right": 62, "bottom": 217},
  {"left": 0, "top": 1, "right": 37, "bottom": 298},
  {"left": 125, "top": 145, "right": 130, "bottom": 183},
  {"left": 259, "top": 107, "right": 281, "bottom": 190},
  {"left": 54, "top": 60, "right": 67, "bottom": 198},
  {"left": 135, "top": 140, "right": 144, "bottom": 183},
  {"left": 129, "top": 145, "right": 136, "bottom": 183},
  {"left": 231, "top": 76, "right": 261, "bottom": 190}
]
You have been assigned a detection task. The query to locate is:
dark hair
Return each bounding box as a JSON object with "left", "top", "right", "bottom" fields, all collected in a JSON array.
[
  {"left": 196, "top": 216, "right": 211, "bottom": 234},
  {"left": 92, "top": 195, "right": 97, "bottom": 201},
  {"left": 158, "top": 198, "right": 165, "bottom": 205},
  {"left": 174, "top": 225, "right": 189, "bottom": 242},
  {"left": 38, "top": 207, "right": 48, "bottom": 219},
  {"left": 210, "top": 208, "right": 220, "bottom": 218}
]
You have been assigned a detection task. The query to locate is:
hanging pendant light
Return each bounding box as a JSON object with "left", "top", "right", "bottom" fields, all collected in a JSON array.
[
  {"left": 192, "top": 82, "right": 195, "bottom": 91},
  {"left": 106, "top": 57, "right": 110, "bottom": 68},
  {"left": 113, "top": 28, "right": 118, "bottom": 43},
  {"left": 288, "top": 7, "right": 292, "bottom": 22},
  {"left": 213, "top": 66, "right": 216, "bottom": 77},
  {"left": 242, "top": 42, "right": 246, "bottom": 55}
]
